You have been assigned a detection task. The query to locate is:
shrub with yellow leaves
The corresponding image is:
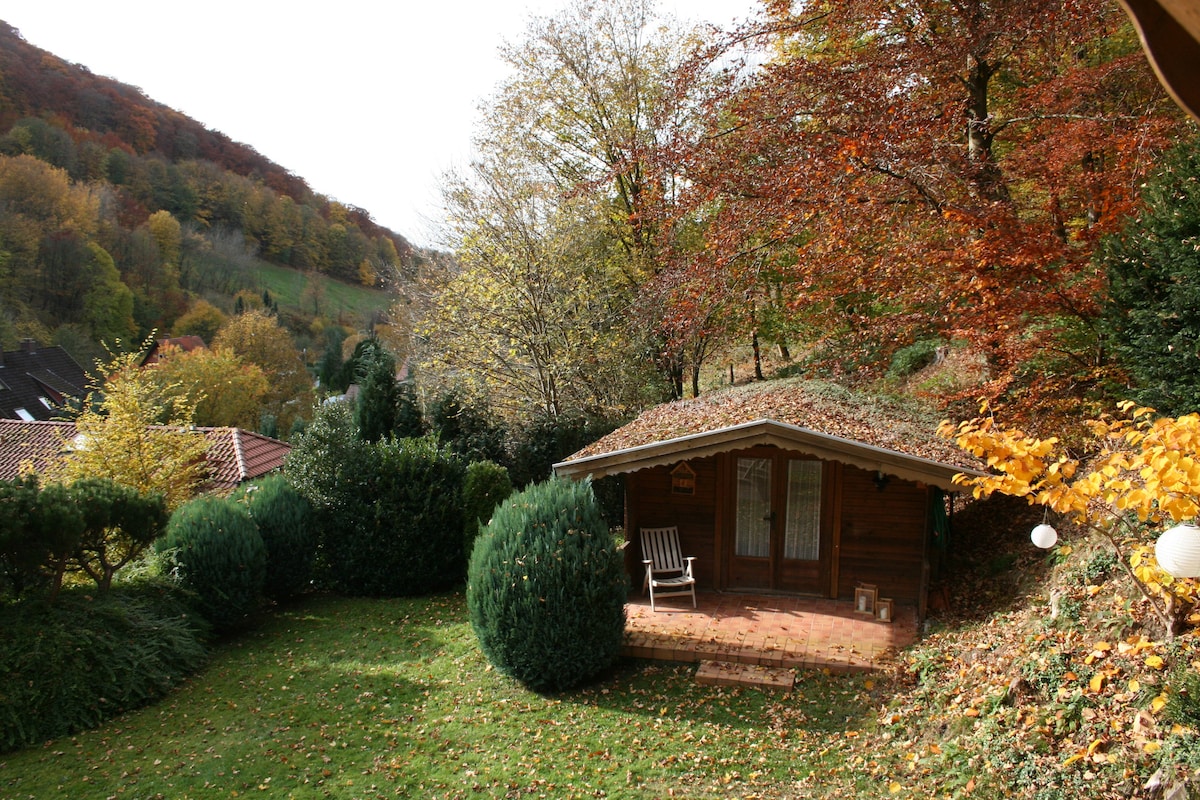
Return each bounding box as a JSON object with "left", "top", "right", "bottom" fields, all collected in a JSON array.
[{"left": 940, "top": 401, "right": 1200, "bottom": 637}]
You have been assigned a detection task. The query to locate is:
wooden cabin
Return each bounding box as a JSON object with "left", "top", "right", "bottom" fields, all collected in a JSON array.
[{"left": 553, "top": 380, "right": 985, "bottom": 616}]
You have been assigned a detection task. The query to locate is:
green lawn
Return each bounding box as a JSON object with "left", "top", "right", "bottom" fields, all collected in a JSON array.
[{"left": 0, "top": 593, "right": 883, "bottom": 799}]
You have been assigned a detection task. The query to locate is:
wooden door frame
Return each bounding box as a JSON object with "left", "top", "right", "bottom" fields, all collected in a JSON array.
[{"left": 720, "top": 446, "right": 840, "bottom": 596}]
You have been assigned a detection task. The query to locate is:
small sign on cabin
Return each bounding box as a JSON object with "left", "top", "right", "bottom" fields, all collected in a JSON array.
[{"left": 670, "top": 461, "right": 696, "bottom": 495}]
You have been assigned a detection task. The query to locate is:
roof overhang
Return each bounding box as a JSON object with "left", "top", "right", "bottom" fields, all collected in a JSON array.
[{"left": 552, "top": 418, "right": 984, "bottom": 492}]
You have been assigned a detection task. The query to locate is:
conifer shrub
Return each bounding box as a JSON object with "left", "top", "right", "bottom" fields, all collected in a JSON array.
[
  {"left": 467, "top": 478, "right": 626, "bottom": 692},
  {"left": 329, "top": 437, "right": 466, "bottom": 596},
  {"left": 236, "top": 474, "right": 316, "bottom": 601},
  {"left": 462, "top": 460, "right": 513, "bottom": 558},
  {"left": 158, "top": 497, "right": 266, "bottom": 631},
  {"left": 0, "top": 581, "right": 208, "bottom": 752}
]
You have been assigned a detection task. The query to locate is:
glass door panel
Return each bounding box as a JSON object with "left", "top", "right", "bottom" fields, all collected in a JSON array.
[
  {"left": 735, "top": 457, "right": 771, "bottom": 558},
  {"left": 784, "top": 460, "right": 822, "bottom": 561}
]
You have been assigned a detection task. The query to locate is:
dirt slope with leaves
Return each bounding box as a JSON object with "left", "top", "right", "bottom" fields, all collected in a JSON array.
[{"left": 857, "top": 495, "right": 1199, "bottom": 800}]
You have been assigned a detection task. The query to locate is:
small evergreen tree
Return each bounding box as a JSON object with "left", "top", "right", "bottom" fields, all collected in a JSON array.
[
  {"left": 467, "top": 478, "right": 626, "bottom": 692},
  {"left": 236, "top": 474, "right": 315, "bottom": 601},
  {"left": 394, "top": 380, "right": 425, "bottom": 439},
  {"left": 158, "top": 497, "right": 266, "bottom": 631},
  {"left": 1101, "top": 137, "right": 1200, "bottom": 415},
  {"left": 462, "top": 460, "right": 513, "bottom": 557},
  {"left": 355, "top": 342, "right": 399, "bottom": 442}
]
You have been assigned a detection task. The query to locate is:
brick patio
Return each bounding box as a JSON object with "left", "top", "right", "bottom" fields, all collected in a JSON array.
[{"left": 621, "top": 591, "right": 918, "bottom": 674}]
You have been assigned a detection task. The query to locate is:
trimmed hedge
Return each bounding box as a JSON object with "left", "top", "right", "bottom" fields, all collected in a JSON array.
[
  {"left": 323, "top": 437, "right": 466, "bottom": 596},
  {"left": 0, "top": 581, "right": 208, "bottom": 752},
  {"left": 462, "top": 460, "right": 513, "bottom": 558},
  {"left": 467, "top": 478, "right": 626, "bottom": 692}
]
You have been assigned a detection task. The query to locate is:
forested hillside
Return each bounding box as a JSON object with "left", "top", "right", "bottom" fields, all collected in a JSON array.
[{"left": 0, "top": 20, "right": 419, "bottom": 369}]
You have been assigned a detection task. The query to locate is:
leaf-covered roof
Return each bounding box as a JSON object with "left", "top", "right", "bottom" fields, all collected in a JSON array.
[{"left": 563, "top": 378, "right": 980, "bottom": 472}]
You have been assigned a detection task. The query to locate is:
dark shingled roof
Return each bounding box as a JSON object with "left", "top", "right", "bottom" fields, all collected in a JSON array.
[
  {"left": 0, "top": 419, "right": 290, "bottom": 492},
  {"left": 0, "top": 342, "right": 88, "bottom": 421}
]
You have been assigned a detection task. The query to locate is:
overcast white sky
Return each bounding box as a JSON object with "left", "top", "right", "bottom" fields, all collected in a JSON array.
[{"left": 4, "top": 1, "right": 759, "bottom": 248}]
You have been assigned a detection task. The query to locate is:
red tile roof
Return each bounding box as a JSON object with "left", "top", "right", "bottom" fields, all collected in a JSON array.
[{"left": 0, "top": 419, "right": 290, "bottom": 492}]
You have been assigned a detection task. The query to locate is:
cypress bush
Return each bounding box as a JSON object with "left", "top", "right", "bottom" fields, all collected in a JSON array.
[
  {"left": 158, "top": 497, "right": 266, "bottom": 631},
  {"left": 462, "top": 460, "right": 513, "bottom": 558},
  {"left": 236, "top": 474, "right": 316, "bottom": 601},
  {"left": 467, "top": 478, "right": 626, "bottom": 692},
  {"left": 0, "top": 581, "right": 208, "bottom": 752}
]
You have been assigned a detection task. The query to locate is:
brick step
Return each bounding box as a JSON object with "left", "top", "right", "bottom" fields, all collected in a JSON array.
[{"left": 695, "top": 660, "right": 796, "bottom": 692}]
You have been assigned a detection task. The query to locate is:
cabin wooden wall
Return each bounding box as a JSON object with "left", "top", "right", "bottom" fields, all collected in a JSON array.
[
  {"left": 836, "top": 465, "right": 929, "bottom": 604},
  {"left": 623, "top": 452, "right": 931, "bottom": 605},
  {"left": 624, "top": 460, "right": 719, "bottom": 588}
]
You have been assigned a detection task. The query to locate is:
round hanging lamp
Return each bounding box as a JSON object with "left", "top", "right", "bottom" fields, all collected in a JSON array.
[
  {"left": 1030, "top": 523, "right": 1058, "bottom": 549},
  {"left": 1155, "top": 523, "right": 1200, "bottom": 577}
]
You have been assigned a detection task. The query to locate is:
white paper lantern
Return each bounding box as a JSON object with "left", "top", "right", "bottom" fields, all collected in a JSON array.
[
  {"left": 1155, "top": 523, "right": 1200, "bottom": 578},
  {"left": 1030, "top": 523, "right": 1058, "bottom": 549}
]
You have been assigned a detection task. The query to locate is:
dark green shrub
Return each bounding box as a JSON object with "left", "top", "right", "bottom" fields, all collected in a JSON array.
[
  {"left": 462, "top": 461, "right": 513, "bottom": 558},
  {"left": 328, "top": 437, "right": 466, "bottom": 596},
  {"left": 288, "top": 404, "right": 467, "bottom": 596},
  {"left": 507, "top": 413, "right": 622, "bottom": 489},
  {"left": 158, "top": 497, "right": 266, "bottom": 631},
  {"left": 428, "top": 388, "right": 507, "bottom": 465},
  {"left": 0, "top": 476, "right": 83, "bottom": 598},
  {"left": 0, "top": 581, "right": 208, "bottom": 752},
  {"left": 887, "top": 339, "right": 942, "bottom": 380},
  {"left": 467, "top": 478, "right": 626, "bottom": 692},
  {"left": 236, "top": 474, "right": 316, "bottom": 601}
]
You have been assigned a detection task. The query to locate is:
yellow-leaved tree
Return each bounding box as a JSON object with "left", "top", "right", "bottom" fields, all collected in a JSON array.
[
  {"left": 51, "top": 348, "right": 211, "bottom": 512},
  {"left": 940, "top": 401, "right": 1200, "bottom": 637}
]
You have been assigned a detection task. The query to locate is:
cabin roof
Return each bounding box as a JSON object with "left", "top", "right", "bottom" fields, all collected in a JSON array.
[{"left": 553, "top": 379, "right": 983, "bottom": 490}]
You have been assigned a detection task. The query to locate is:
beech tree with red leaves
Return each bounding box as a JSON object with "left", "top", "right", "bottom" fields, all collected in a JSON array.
[{"left": 647, "top": 0, "right": 1188, "bottom": 415}]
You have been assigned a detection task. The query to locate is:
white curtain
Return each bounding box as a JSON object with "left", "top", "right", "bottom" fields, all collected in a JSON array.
[
  {"left": 784, "top": 460, "right": 822, "bottom": 561},
  {"left": 735, "top": 457, "right": 771, "bottom": 557}
]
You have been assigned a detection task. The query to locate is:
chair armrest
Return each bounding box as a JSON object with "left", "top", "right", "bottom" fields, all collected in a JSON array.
[
  {"left": 642, "top": 559, "right": 653, "bottom": 566},
  {"left": 683, "top": 556, "right": 696, "bottom": 577}
]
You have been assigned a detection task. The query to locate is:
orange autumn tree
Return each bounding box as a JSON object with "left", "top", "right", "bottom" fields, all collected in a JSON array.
[{"left": 941, "top": 402, "right": 1200, "bottom": 637}]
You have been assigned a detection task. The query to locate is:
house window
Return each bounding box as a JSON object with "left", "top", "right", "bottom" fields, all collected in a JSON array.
[
  {"left": 14, "top": 407, "right": 34, "bottom": 421},
  {"left": 39, "top": 396, "right": 52, "bottom": 409}
]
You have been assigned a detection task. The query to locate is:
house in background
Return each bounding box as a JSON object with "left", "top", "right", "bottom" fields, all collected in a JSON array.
[
  {"left": 0, "top": 340, "right": 89, "bottom": 422},
  {"left": 0, "top": 419, "right": 290, "bottom": 494},
  {"left": 140, "top": 335, "right": 208, "bottom": 366},
  {"left": 553, "top": 379, "right": 985, "bottom": 617}
]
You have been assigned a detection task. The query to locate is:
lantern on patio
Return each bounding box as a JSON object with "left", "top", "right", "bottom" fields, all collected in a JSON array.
[
  {"left": 1155, "top": 523, "right": 1200, "bottom": 578},
  {"left": 1030, "top": 523, "right": 1058, "bottom": 549}
]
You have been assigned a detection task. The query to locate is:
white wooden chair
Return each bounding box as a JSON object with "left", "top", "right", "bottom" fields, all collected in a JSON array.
[{"left": 640, "top": 526, "right": 696, "bottom": 612}]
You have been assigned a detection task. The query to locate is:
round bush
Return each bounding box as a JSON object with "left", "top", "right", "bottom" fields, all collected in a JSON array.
[
  {"left": 467, "top": 478, "right": 626, "bottom": 692},
  {"left": 158, "top": 497, "right": 266, "bottom": 631},
  {"left": 236, "top": 474, "right": 316, "bottom": 601}
]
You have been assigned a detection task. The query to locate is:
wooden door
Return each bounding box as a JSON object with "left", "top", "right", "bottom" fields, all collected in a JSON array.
[{"left": 728, "top": 449, "right": 830, "bottom": 594}]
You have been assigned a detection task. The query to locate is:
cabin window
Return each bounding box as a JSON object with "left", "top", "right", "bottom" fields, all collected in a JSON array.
[
  {"left": 735, "top": 457, "right": 772, "bottom": 557},
  {"left": 784, "top": 460, "right": 822, "bottom": 560}
]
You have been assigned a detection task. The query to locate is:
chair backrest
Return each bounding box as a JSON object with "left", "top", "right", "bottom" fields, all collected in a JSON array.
[{"left": 640, "top": 526, "right": 685, "bottom": 572}]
